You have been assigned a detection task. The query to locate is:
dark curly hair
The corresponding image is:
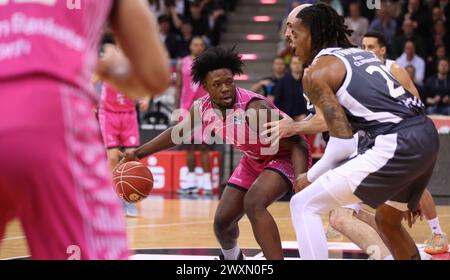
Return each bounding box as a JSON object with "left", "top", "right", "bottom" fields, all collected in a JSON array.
[
  {"left": 296, "top": 3, "right": 354, "bottom": 52},
  {"left": 191, "top": 46, "right": 244, "bottom": 85}
]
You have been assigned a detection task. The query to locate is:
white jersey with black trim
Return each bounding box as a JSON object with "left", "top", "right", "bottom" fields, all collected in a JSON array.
[
  {"left": 385, "top": 59, "right": 395, "bottom": 71},
  {"left": 310, "top": 47, "right": 424, "bottom": 134}
]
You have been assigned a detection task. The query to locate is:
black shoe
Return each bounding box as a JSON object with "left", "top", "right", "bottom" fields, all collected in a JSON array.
[{"left": 216, "top": 250, "right": 245, "bottom": 260}]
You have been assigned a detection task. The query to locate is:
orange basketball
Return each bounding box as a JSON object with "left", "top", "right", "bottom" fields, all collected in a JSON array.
[{"left": 113, "top": 161, "right": 153, "bottom": 203}]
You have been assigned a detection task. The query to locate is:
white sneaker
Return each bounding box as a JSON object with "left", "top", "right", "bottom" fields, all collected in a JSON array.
[
  {"left": 202, "top": 173, "right": 213, "bottom": 195},
  {"left": 177, "top": 172, "right": 199, "bottom": 194},
  {"left": 420, "top": 251, "right": 433, "bottom": 260},
  {"left": 123, "top": 202, "right": 138, "bottom": 218}
]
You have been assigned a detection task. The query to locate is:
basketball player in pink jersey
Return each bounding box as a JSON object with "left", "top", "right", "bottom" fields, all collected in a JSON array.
[
  {"left": 175, "top": 36, "right": 212, "bottom": 194},
  {"left": 98, "top": 80, "right": 141, "bottom": 217},
  {"left": 121, "top": 47, "right": 311, "bottom": 260},
  {"left": 0, "top": 0, "right": 170, "bottom": 259},
  {"left": 99, "top": 82, "right": 140, "bottom": 171}
]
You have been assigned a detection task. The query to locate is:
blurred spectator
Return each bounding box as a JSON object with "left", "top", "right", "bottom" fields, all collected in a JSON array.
[
  {"left": 439, "top": 0, "right": 450, "bottom": 30},
  {"left": 424, "top": 58, "right": 450, "bottom": 115},
  {"left": 206, "top": 2, "right": 226, "bottom": 46},
  {"left": 187, "top": 1, "right": 211, "bottom": 37},
  {"left": 405, "top": 65, "right": 425, "bottom": 100},
  {"left": 400, "top": 0, "right": 432, "bottom": 40},
  {"left": 344, "top": 1, "right": 369, "bottom": 46},
  {"left": 158, "top": 15, "right": 179, "bottom": 59},
  {"left": 149, "top": 0, "right": 185, "bottom": 18},
  {"left": 177, "top": 19, "right": 195, "bottom": 57},
  {"left": 428, "top": 19, "right": 450, "bottom": 56},
  {"left": 150, "top": 0, "right": 184, "bottom": 32},
  {"left": 273, "top": 56, "right": 308, "bottom": 120},
  {"left": 432, "top": 5, "right": 446, "bottom": 23},
  {"left": 158, "top": 15, "right": 181, "bottom": 59},
  {"left": 396, "top": 40, "right": 426, "bottom": 85},
  {"left": 391, "top": 18, "right": 426, "bottom": 59},
  {"left": 369, "top": 4, "right": 397, "bottom": 45},
  {"left": 321, "top": 0, "right": 343, "bottom": 16},
  {"left": 250, "top": 57, "right": 286, "bottom": 101},
  {"left": 427, "top": 45, "right": 447, "bottom": 78}
]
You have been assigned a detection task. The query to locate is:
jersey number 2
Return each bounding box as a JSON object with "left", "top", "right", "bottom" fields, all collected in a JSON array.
[{"left": 365, "top": 65, "right": 405, "bottom": 98}]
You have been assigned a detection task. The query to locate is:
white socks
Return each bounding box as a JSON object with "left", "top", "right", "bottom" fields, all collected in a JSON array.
[
  {"left": 203, "top": 173, "right": 212, "bottom": 191},
  {"left": 427, "top": 217, "right": 443, "bottom": 235},
  {"left": 221, "top": 245, "right": 241, "bottom": 260},
  {"left": 183, "top": 172, "right": 197, "bottom": 189}
]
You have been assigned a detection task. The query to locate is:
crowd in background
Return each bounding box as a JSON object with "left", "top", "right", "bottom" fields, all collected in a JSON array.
[
  {"left": 257, "top": 0, "right": 450, "bottom": 116},
  {"left": 149, "top": 0, "right": 237, "bottom": 59},
  {"left": 145, "top": 0, "right": 450, "bottom": 122}
]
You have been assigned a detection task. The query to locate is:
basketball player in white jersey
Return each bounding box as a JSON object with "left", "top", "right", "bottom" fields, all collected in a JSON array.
[
  {"left": 312, "top": 31, "right": 447, "bottom": 258},
  {"left": 264, "top": 5, "right": 439, "bottom": 259},
  {"left": 360, "top": 32, "right": 447, "bottom": 255}
]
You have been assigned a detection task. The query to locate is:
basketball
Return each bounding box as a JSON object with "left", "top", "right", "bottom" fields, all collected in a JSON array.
[{"left": 113, "top": 161, "right": 154, "bottom": 203}]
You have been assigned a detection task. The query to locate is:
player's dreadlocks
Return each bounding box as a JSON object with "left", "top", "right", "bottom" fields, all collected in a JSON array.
[
  {"left": 191, "top": 46, "right": 244, "bottom": 85},
  {"left": 296, "top": 3, "right": 354, "bottom": 53}
]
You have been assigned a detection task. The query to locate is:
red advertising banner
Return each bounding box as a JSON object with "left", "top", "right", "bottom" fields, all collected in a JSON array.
[{"left": 140, "top": 151, "right": 221, "bottom": 194}]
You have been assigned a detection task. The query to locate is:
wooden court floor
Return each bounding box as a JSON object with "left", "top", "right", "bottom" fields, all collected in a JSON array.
[{"left": 1, "top": 195, "right": 449, "bottom": 259}]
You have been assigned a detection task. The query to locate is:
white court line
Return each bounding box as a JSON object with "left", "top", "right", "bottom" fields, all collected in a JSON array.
[
  {"left": 129, "top": 254, "right": 352, "bottom": 261},
  {"left": 128, "top": 220, "right": 214, "bottom": 229},
  {"left": 2, "top": 236, "right": 26, "bottom": 241},
  {"left": 127, "top": 217, "right": 294, "bottom": 230},
  {"left": 4, "top": 214, "right": 450, "bottom": 240}
]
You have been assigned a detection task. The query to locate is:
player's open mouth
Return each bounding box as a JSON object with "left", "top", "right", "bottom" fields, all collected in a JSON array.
[{"left": 222, "top": 96, "right": 233, "bottom": 103}]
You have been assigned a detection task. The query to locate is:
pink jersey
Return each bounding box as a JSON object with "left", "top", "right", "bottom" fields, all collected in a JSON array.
[
  {"left": 198, "top": 87, "right": 291, "bottom": 161},
  {"left": 0, "top": 0, "right": 112, "bottom": 98},
  {"left": 99, "top": 83, "right": 136, "bottom": 113},
  {"left": 180, "top": 55, "right": 208, "bottom": 111}
]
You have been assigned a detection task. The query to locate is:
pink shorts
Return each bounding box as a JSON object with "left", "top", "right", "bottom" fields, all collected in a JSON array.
[
  {"left": 0, "top": 77, "right": 128, "bottom": 260},
  {"left": 228, "top": 154, "right": 295, "bottom": 191},
  {"left": 98, "top": 109, "right": 140, "bottom": 149}
]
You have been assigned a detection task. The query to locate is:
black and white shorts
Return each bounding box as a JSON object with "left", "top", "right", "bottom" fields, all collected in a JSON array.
[{"left": 325, "top": 115, "right": 439, "bottom": 211}]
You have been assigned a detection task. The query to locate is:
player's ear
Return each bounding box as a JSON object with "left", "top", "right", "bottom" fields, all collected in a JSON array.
[
  {"left": 381, "top": 46, "right": 387, "bottom": 57},
  {"left": 202, "top": 80, "right": 209, "bottom": 91}
]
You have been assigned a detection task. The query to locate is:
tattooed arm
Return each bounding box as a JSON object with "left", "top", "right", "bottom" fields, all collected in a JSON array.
[
  {"left": 303, "top": 57, "right": 353, "bottom": 139},
  {"left": 297, "top": 56, "right": 357, "bottom": 188}
]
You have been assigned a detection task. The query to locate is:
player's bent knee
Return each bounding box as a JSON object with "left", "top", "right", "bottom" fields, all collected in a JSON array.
[
  {"left": 375, "top": 212, "right": 401, "bottom": 232},
  {"left": 290, "top": 192, "right": 308, "bottom": 216},
  {"left": 329, "top": 209, "right": 344, "bottom": 230},
  {"left": 243, "top": 192, "right": 267, "bottom": 219},
  {"left": 213, "top": 212, "right": 233, "bottom": 235}
]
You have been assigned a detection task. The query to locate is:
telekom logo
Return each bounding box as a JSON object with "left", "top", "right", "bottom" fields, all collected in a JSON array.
[{"left": 67, "top": 0, "right": 80, "bottom": 10}]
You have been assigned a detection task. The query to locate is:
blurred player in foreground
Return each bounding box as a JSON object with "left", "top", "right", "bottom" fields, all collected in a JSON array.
[{"left": 0, "top": 0, "right": 170, "bottom": 259}]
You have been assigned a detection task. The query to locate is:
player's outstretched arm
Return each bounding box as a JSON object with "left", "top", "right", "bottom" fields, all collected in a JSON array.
[
  {"left": 123, "top": 102, "right": 202, "bottom": 162},
  {"left": 390, "top": 63, "right": 420, "bottom": 99},
  {"left": 97, "top": 0, "right": 171, "bottom": 98},
  {"left": 262, "top": 107, "right": 328, "bottom": 143},
  {"left": 299, "top": 56, "right": 357, "bottom": 187}
]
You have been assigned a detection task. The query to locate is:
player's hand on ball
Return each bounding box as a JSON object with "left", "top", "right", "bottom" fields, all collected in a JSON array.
[
  {"left": 121, "top": 150, "right": 139, "bottom": 163},
  {"left": 294, "top": 173, "right": 311, "bottom": 193},
  {"left": 114, "top": 151, "right": 139, "bottom": 173}
]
